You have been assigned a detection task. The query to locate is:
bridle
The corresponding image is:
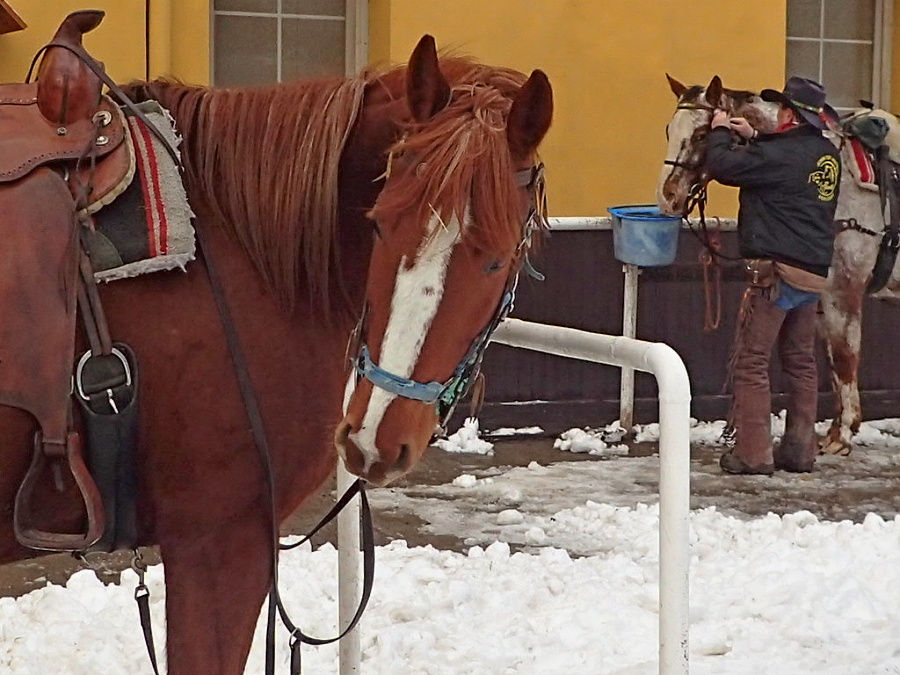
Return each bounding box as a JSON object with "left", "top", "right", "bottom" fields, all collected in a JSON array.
[
  {"left": 351, "top": 163, "right": 547, "bottom": 434},
  {"left": 662, "top": 99, "right": 739, "bottom": 331},
  {"left": 663, "top": 102, "right": 717, "bottom": 173}
]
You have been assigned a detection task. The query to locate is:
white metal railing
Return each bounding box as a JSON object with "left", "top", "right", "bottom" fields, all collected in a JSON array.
[
  {"left": 549, "top": 215, "right": 737, "bottom": 231},
  {"left": 336, "top": 318, "right": 692, "bottom": 675}
]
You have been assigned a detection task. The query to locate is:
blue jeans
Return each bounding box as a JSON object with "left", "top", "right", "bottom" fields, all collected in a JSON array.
[{"left": 774, "top": 279, "right": 819, "bottom": 311}]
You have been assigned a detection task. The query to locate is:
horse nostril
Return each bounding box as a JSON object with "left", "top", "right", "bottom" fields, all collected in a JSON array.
[{"left": 334, "top": 420, "right": 352, "bottom": 447}]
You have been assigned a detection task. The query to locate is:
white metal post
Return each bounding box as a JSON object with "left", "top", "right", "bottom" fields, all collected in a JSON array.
[
  {"left": 336, "top": 463, "right": 361, "bottom": 674},
  {"left": 490, "top": 319, "right": 691, "bottom": 675},
  {"left": 338, "top": 3, "right": 368, "bottom": 673},
  {"left": 620, "top": 263, "right": 640, "bottom": 434}
]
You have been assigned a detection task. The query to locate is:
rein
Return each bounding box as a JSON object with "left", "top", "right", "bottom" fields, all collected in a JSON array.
[
  {"left": 663, "top": 98, "right": 747, "bottom": 332},
  {"left": 683, "top": 186, "right": 726, "bottom": 331},
  {"left": 196, "top": 221, "right": 375, "bottom": 675},
  {"left": 352, "top": 163, "right": 547, "bottom": 433}
]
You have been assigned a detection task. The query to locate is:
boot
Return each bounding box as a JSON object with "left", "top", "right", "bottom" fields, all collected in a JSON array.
[
  {"left": 720, "top": 450, "right": 774, "bottom": 475},
  {"left": 774, "top": 302, "right": 819, "bottom": 472},
  {"left": 727, "top": 290, "right": 786, "bottom": 471}
]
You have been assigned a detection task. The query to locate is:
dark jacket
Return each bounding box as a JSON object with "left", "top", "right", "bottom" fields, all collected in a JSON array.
[{"left": 705, "top": 124, "right": 840, "bottom": 277}]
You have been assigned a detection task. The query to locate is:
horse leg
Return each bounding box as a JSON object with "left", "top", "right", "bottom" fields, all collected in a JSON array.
[
  {"left": 818, "top": 277, "right": 865, "bottom": 456},
  {"left": 160, "top": 504, "right": 272, "bottom": 675}
]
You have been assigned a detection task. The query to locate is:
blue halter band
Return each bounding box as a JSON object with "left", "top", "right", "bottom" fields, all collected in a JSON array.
[
  {"left": 354, "top": 290, "right": 515, "bottom": 419},
  {"left": 356, "top": 345, "right": 448, "bottom": 403}
]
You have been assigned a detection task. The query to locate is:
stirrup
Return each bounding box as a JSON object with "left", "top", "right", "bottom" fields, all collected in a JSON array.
[{"left": 14, "top": 431, "right": 105, "bottom": 551}]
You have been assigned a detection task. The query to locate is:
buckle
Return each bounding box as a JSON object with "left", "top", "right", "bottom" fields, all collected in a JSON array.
[{"left": 74, "top": 347, "right": 132, "bottom": 414}]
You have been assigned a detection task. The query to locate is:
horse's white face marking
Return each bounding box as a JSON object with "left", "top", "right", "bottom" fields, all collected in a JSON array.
[
  {"left": 656, "top": 108, "right": 703, "bottom": 209},
  {"left": 350, "top": 213, "right": 464, "bottom": 469}
]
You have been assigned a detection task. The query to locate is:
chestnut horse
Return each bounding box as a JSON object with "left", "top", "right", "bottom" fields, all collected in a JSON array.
[
  {"left": 0, "top": 35, "right": 553, "bottom": 674},
  {"left": 657, "top": 74, "right": 890, "bottom": 456}
]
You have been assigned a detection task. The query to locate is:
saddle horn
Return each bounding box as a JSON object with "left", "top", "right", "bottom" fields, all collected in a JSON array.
[{"left": 36, "top": 10, "right": 106, "bottom": 125}]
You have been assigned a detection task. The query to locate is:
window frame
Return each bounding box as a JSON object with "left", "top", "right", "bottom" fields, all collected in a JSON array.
[
  {"left": 210, "top": 0, "right": 367, "bottom": 85},
  {"left": 786, "top": 0, "right": 893, "bottom": 110}
]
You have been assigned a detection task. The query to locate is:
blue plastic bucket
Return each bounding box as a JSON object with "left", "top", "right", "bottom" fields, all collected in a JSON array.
[{"left": 607, "top": 205, "right": 682, "bottom": 267}]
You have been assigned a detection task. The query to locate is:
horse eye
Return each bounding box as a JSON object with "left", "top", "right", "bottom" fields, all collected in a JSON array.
[{"left": 485, "top": 260, "right": 505, "bottom": 273}]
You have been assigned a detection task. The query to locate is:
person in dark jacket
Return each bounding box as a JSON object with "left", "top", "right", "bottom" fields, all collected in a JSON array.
[{"left": 705, "top": 77, "right": 840, "bottom": 475}]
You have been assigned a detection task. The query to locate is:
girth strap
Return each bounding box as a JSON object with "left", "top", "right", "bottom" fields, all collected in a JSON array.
[{"left": 867, "top": 146, "right": 900, "bottom": 293}]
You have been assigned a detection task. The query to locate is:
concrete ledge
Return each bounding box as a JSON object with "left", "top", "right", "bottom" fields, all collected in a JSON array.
[{"left": 549, "top": 216, "right": 738, "bottom": 232}]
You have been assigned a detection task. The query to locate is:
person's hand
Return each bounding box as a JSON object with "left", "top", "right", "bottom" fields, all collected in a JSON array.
[
  {"left": 711, "top": 110, "right": 731, "bottom": 129},
  {"left": 728, "top": 116, "right": 757, "bottom": 140}
]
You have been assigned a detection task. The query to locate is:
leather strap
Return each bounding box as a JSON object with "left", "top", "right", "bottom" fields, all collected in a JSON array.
[
  {"left": 866, "top": 146, "right": 900, "bottom": 294},
  {"left": 132, "top": 550, "right": 160, "bottom": 675}
]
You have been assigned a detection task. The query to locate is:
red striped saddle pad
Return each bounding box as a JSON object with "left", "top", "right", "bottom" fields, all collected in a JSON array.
[
  {"left": 845, "top": 136, "right": 877, "bottom": 190},
  {"left": 85, "top": 100, "right": 195, "bottom": 281}
]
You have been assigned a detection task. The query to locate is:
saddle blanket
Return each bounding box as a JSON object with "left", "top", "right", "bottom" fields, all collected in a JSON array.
[
  {"left": 842, "top": 108, "right": 900, "bottom": 193},
  {"left": 845, "top": 136, "right": 878, "bottom": 193},
  {"left": 86, "top": 101, "right": 195, "bottom": 282}
]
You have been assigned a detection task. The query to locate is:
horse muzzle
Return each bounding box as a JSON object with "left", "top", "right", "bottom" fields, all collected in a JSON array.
[{"left": 333, "top": 411, "right": 428, "bottom": 487}]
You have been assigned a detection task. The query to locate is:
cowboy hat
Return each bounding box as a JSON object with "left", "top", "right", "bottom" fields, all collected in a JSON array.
[{"left": 760, "top": 77, "right": 839, "bottom": 130}]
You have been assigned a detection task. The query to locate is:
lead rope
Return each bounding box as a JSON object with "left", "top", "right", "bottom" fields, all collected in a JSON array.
[
  {"left": 700, "top": 217, "right": 724, "bottom": 332},
  {"left": 684, "top": 184, "right": 731, "bottom": 332}
]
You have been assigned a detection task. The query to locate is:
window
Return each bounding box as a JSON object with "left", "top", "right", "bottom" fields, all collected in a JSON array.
[
  {"left": 786, "top": 0, "right": 892, "bottom": 111},
  {"left": 212, "top": 0, "right": 354, "bottom": 86}
]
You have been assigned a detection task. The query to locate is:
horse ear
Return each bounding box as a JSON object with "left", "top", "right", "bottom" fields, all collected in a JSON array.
[
  {"left": 507, "top": 69, "right": 553, "bottom": 160},
  {"left": 406, "top": 35, "right": 451, "bottom": 122},
  {"left": 704, "top": 75, "right": 723, "bottom": 107},
  {"left": 666, "top": 73, "right": 688, "bottom": 99}
]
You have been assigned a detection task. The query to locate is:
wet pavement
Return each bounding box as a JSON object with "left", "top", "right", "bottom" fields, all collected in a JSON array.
[{"left": 1, "top": 434, "right": 898, "bottom": 597}]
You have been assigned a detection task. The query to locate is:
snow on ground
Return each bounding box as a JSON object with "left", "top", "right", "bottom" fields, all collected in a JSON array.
[{"left": 1, "top": 416, "right": 900, "bottom": 674}]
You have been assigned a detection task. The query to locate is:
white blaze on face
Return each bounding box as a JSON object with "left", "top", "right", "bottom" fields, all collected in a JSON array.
[
  {"left": 349, "top": 212, "right": 464, "bottom": 469},
  {"left": 656, "top": 108, "right": 702, "bottom": 208}
]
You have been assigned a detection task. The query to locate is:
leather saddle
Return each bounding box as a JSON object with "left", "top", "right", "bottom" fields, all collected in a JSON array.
[{"left": 0, "top": 10, "right": 135, "bottom": 551}]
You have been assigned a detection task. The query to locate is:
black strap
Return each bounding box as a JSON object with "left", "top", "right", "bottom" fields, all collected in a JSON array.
[
  {"left": 133, "top": 554, "right": 161, "bottom": 675},
  {"left": 867, "top": 146, "right": 900, "bottom": 294}
]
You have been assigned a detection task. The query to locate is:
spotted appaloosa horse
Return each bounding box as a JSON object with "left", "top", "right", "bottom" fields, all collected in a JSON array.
[
  {"left": 0, "top": 35, "right": 552, "bottom": 674},
  {"left": 657, "top": 74, "right": 892, "bottom": 456}
]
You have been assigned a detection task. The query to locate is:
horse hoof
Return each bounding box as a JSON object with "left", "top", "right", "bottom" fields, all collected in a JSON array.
[{"left": 818, "top": 439, "right": 852, "bottom": 456}]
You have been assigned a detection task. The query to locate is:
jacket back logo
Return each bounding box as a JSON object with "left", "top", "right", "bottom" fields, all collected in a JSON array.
[{"left": 809, "top": 155, "right": 839, "bottom": 201}]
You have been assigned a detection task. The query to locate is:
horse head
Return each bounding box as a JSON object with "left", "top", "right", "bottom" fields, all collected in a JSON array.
[
  {"left": 336, "top": 36, "right": 553, "bottom": 486},
  {"left": 657, "top": 74, "right": 777, "bottom": 215}
]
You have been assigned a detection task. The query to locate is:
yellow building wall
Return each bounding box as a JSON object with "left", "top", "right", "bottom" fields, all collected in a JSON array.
[
  {"left": 0, "top": 0, "right": 209, "bottom": 84},
  {"left": 9, "top": 1, "right": 885, "bottom": 218},
  {"left": 372, "top": 0, "right": 787, "bottom": 217}
]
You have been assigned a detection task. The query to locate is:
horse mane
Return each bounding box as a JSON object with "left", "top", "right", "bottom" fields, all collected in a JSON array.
[
  {"left": 369, "top": 59, "right": 536, "bottom": 258},
  {"left": 127, "top": 76, "right": 368, "bottom": 311},
  {"left": 128, "top": 58, "right": 535, "bottom": 310}
]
